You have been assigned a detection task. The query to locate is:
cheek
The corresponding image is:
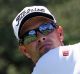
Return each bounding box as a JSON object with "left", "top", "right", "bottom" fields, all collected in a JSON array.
[
  {"left": 25, "top": 42, "right": 37, "bottom": 52},
  {"left": 25, "top": 42, "right": 40, "bottom": 56},
  {"left": 48, "top": 31, "right": 60, "bottom": 40},
  {"left": 25, "top": 43, "right": 40, "bottom": 59},
  {"left": 47, "top": 32, "right": 61, "bottom": 46}
]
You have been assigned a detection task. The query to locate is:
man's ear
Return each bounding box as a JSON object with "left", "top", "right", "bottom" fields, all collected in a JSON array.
[
  {"left": 57, "top": 26, "right": 64, "bottom": 42},
  {"left": 19, "top": 45, "right": 31, "bottom": 58}
]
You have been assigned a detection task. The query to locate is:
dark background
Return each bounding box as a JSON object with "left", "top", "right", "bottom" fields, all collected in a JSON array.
[{"left": 0, "top": 0, "right": 80, "bottom": 74}]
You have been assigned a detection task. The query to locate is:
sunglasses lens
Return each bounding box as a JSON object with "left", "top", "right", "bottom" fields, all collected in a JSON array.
[
  {"left": 39, "top": 23, "right": 55, "bottom": 35},
  {"left": 24, "top": 30, "right": 37, "bottom": 44}
]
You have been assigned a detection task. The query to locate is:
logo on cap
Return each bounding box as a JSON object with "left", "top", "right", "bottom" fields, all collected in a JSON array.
[{"left": 16, "top": 8, "right": 45, "bottom": 26}]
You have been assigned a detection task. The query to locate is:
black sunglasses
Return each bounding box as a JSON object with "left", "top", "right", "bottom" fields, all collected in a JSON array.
[{"left": 19, "top": 22, "right": 57, "bottom": 44}]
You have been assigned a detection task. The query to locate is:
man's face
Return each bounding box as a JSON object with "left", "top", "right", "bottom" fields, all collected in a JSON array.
[{"left": 19, "top": 16, "right": 64, "bottom": 63}]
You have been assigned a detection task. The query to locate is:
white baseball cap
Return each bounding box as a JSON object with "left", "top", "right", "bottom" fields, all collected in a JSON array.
[{"left": 12, "top": 6, "right": 56, "bottom": 40}]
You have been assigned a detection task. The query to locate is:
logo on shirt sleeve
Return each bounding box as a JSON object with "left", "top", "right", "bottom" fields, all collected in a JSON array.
[{"left": 62, "top": 51, "right": 69, "bottom": 56}]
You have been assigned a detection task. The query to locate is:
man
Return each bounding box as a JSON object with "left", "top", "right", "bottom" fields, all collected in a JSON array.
[
  {"left": 12, "top": 6, "right": 64, "bottom": 63},
  {"left": 12, "top": 6, "right": 80, "bottom": 74}
]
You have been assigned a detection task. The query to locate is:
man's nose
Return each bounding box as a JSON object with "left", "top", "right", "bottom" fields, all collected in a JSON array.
[{"left": 37, "top": 32, "right": 46, "bottom": 43}]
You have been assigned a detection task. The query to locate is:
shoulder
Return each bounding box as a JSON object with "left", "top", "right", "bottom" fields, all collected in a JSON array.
[{"left": 71, "top": 42, "right": 80, "bottom": 62}]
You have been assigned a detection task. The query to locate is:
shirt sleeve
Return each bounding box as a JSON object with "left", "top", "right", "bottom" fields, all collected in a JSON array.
[
  {"left": 32, "top": 47, "right": 60, "bottom": 74},
  {"left": 32, "top": 47, "right": 75, "bottom": 74},
  {"left": 32, "top": 42, "right": 80, "bottom": 74}
]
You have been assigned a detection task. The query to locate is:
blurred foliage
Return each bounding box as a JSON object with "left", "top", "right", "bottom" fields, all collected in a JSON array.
[{"left": 0, "top": 0, "right": 80, "bottom": 74}]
